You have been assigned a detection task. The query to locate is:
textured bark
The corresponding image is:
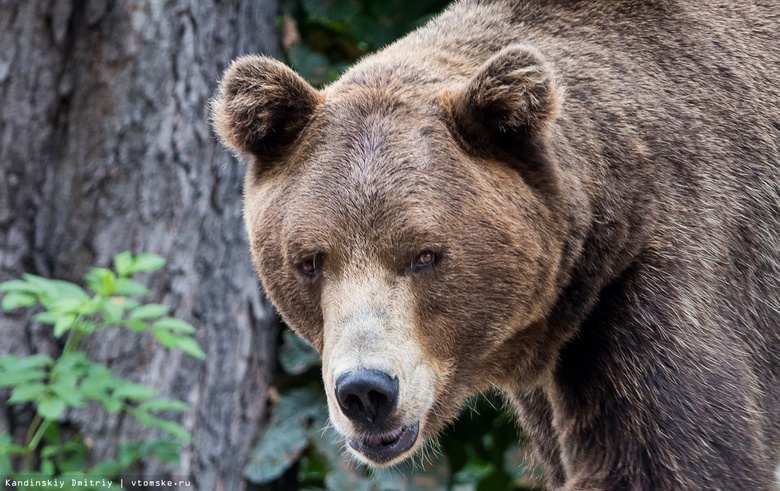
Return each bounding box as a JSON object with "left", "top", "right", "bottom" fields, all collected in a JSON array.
[{"left": 0, "top": 1, "right": 279, "bottom": 489}]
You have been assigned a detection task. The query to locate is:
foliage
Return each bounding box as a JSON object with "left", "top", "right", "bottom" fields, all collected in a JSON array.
[
  {"left": 244, "top": 330, "right": 543, "bottom": 490},
  {"left": 0, "top": 252, "right": 203, "bottom": 490},
  {"left": 278, "top": 0, "right": 451, "bottom": 86}
]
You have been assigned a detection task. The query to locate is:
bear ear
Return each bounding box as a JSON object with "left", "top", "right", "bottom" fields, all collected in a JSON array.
[
  {"left": 443, "top": 45, "right": 560, "bottom": 154},
  {"left": 211, "top": 55, "right": 323, "bottom": 162}
]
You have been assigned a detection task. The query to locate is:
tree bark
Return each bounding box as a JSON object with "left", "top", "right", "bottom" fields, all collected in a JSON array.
[{"left": 0, "top": 1, "right": 279, "bottom": 489}]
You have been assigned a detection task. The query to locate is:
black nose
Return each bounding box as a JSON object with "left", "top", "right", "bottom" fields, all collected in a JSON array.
[{"left": 335, "top": 370, "right": 398, "bottom": 426}]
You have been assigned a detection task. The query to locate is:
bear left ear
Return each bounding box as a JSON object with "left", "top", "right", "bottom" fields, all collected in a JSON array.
[
  {"left": 443, "top": 45, "right": 560, "bottom": 153},
  {"left": 211, "top": 55, "right": 323, "bottom": 164}
]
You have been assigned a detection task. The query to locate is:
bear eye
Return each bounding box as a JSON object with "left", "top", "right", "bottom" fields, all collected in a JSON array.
[
  {"left": 411, "top": 251, "right": 437, "bottom": 272},
  {"left": 298, "top": 252, "right": 323, "bottom": 278}
]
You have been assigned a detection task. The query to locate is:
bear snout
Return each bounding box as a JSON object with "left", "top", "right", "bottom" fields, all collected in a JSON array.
[
  {"left": 335, "top": 369, "right": 399, "bottom": 427},
  {"left": 334, "top": 369, "right": 423, "bottom": 465}
]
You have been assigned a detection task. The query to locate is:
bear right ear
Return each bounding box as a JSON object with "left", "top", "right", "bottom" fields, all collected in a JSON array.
[
  {"left": 442, "top": 45, "right": 560, "bottom": 155},
  {"left": 211, "top": 55, "right": 323, "bottom": 163}
]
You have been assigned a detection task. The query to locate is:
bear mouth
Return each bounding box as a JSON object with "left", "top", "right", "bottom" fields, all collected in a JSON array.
[{"left": 347, "top": 421, "right": 420, "bottom": 464}]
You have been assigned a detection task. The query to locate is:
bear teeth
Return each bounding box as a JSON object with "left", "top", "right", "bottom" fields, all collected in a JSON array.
[
  {"left": 364, "top": 426, "right": 404, "bottom": 447},
  {"left": 348, "top": 421, "right": 419, "bottom": 464}
]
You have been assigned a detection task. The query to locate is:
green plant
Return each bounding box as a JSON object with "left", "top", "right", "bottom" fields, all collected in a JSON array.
[
  {"left": 0, "top": 252, "right": 204, "bottom": 490},
  {"left": 279, "top": 0, "right": 451, "bottom": 86}
]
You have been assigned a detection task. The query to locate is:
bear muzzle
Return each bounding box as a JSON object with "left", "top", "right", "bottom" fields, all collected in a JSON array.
[
  {"left": 347, "top": 421, "right": 420, "bottom": 465},
  {"left": 335, "top": 369, "right": 420, "bottom": 464}
]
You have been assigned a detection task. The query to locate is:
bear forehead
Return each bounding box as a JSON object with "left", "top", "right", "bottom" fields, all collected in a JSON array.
[
  {"left": 318, "top": 82, "right": 442, "bottom": 147},
  {"left": 280, "top": 148, "right": 461, "bottom": 253},
  {"left": 266, "top": 95, "right": 479, "bottom": 255},
  {"left": 286, "top": 95, "right": 462, "bottom": 205}
]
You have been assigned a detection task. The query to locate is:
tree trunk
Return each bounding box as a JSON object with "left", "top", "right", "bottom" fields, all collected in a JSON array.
[{"left": 0, "top": 1, "right": 279, "bottom": 489}]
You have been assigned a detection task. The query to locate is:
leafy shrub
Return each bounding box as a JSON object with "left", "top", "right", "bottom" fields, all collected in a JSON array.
[
  {"left": 0, "top": 252, "right": 203, "bottom": 490},
  {"left": 278, "top": 0, "right": 451, "bottom": 86}
]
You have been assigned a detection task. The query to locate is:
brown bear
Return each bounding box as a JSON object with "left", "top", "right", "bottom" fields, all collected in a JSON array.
[{"left": 211, "top": 0, "right": 780, "bottom": 489}]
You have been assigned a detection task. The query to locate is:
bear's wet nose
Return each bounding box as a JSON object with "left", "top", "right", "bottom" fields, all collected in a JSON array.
[{"left": 336, "top": 370, "right": 398, "bottom": 426}]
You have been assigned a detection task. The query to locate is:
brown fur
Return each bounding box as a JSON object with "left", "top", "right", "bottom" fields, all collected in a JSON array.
[{"left": 212, "top": 0, "right": 780, "bottom": 489}]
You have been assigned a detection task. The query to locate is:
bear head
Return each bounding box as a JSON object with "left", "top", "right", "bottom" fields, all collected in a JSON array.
[{"left": 212, "top": 45, "right": 572, "bottom": 467}]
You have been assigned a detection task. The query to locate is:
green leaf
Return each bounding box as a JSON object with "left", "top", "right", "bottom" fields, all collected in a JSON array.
[
  {"left": 8, "top": 382, "right": 48, "bottom": 404},
  {"left": 1, "top": 291, "right": 36, "bottom": 310},
  {"left": 286, "top": 43, "right": 332, "bottom": 86},
  {"left": 326, "top": 470, "right": 375, "bottom": 491},
  {"left": 52, "top": 375, "right": 85, "bottom": 407},
  {"left": 152, "top": 330, "right": 206, "bottom": 359},
  {"left": 52, "top": 388, "right": 84, "bottom": 408},
  {"left": 1, "top": 353, "right": 53, "bottom": 370},
  {"left": 308, "top": 426, "right": 344, "bottom": 473},
  {"left": 57, "top": 437, "right": 91, "bottom": 474},
  {"left": 103, "top": 397, "right": 123, "bottom": 414},
  {"left": 86, "top": 458, "right": 124, "bottom": 477},
  {"left": 54, "top": 313, "right": 77, "bottom": 337},
  {"left": 123, "top": 297, "right": 141, "bottom": 309},
  {"left": 113, "top": 382, "right": 157, "bottom": 401},
  {"left": 129, "top": 303, "right": 170, "bottom": 320},
  {"left": 0, "top": 433, "right": 29, "bottom": 481},
  {"left": 371, "top": 454, "right": 451, "bottom": 491},
  {"left": 12, "top": 275, "right": 88, "bottom": 309},
  {"left": 140, "top": 439, "right": 181, "bottom": 465},
  {"left": 274, "top": 387, "right": 326, "bottom": 422},
  {"left": 42, "top": 420, "right": 61, "bottom": 444},
  {"left": 84, "top": 363, "right": 112, "bottom": 379},
  {"left": 75, "top": 296, "right": 102, "bottom": 316},
  {"left": 133, "top": 411, "right": 191, "bottom": 441},
  {"left": 148, "top": 418, "right": 191, "bottom": 442},
  {"left": 245, "top": 388, "right": 328, "bottom": 484},
  {"left": 41, "top": 444, "right": 60, "bottom": 458},
  {"left": 0, "top": 279, "right": 40, "bottom": 294},
  {"left": 50, "top": 280, "right": 89, "bottom": 301},
  {"left": 301, "top": 0, "right": 362, "bottom": 21},
  {"left": 21, "top": 273, "right": 59, "bottom": 292},
  {"left": 85, "top": 267, "right": 117, "bottom": 296},
  {"left": 131, "top": 253, "right": 166, "bottom": 273},
  {"left": 40, "top": 458, "right": 56, "bottom": 476},
  {"left": 152, "top": 317, "right": 196, "bottom": 334},
  {"left": 80, "top": 365, "right": 113, "bottom": 400},
  {"left": 38, "top": 396, "right": 67, "bottom": 420},
  {"left": 0, "top": 433, "right": 27, "bottom": 455},
  {"left": 101, "top": 296, "right": 127, "bottom": 325},
  {"left": 0, "top": 368, "right": 47, "bottom": 387},
  {"left": 32, "top": 311, "right": 63, "bottom": 325},
  {"left": 244, "top": 416, "right": 309, "bottom": 484},
  {"left": 118, "top": 439, "right": 181, "bottom": 468},
  {"left": 118, "top": 442, "right": 144, "bottom": 468},
  {"left": 452, "top": 459, "right": 495, "bottom": 485},
  {"left": 50, "top": 297, "right": 84, "bottom": 313},
  {"left": 346, "top": 13, "right": 398, "bottom": 50},
  {"left": 114, "top": 278, "right": 150, "bottom": 296},
  {"left": 172, "top": 336, "right": 206, "bottom": 360},
  {"left": 114, "top": 250, "right": 134, "bottom": 276},
  {"left": 126, "top": 319, "right": 148, "bottom": 332},
  {"left": 0, "top": 354, "right": 17, "bottom": 369},
  {"left": 138, "top": 398, "right": 189, "bottom": 412},
  {"left": 52, "top": 352, "right": 90, "bottom": 377},
  {"left": 0, "top": 436, "right": 11, "bottom": 480},
  {"left": 279, "top": 329, "right": 321, "bottom": 375},
  {"left": 152, "top": 329, "right": 177, "bottom": 348}
]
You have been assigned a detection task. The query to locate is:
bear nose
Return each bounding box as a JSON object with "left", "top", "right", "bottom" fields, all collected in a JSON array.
[{"left": 335, "top": 370, "right": 398, "bottom": 426}]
